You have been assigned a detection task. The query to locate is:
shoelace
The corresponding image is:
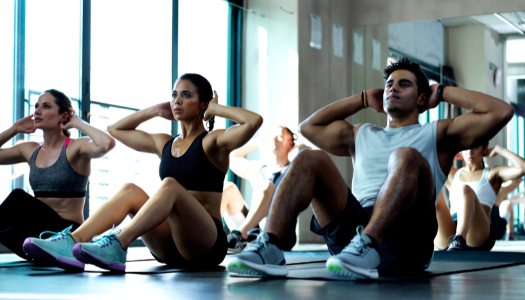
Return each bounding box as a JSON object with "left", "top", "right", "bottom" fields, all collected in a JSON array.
[
  {"left": 342, "top": 226, "right": 369, "bottom": 257},
  {"left": 449, "top": 235, "right": 464, "bottom": 247},
  {"left": 244, "top": 233, "right": 268, "bottom": 253},
  {"left": 92, "top": 225, "right": 123, "bottom": 248},
  {"left": 39, "top": 225, "right": 74, "bottom": 242}
]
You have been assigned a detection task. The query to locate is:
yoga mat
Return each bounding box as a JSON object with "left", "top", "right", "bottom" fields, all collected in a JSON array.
[{"left": 284, "top": 251, "right": 525, "bottom": 281}]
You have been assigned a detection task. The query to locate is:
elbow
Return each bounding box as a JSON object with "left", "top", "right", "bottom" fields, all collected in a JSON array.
[
  {"left": 106, "top": 138, "right": 117, "bottom": 152},
  {"left": 299, "top": 120, "right": 312, "bottom": 140},
  {"left": 248, "top": 114, "right": 263, "bottom": 131},
  {"left": 502, "top": 103, "right": 515, "bottom": 124},
  {"left": 107, "top": 124, "right": 116, "bottom": 136}
]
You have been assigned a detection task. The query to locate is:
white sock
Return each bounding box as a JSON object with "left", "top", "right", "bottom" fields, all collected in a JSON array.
[{"left": 224, "top": 212, "right": 246, "bottom": 231}]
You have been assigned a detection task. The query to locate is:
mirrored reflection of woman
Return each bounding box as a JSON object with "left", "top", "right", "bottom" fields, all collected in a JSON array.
[{"left": 435, "top": 144, "right": 525, "bottom": 251}]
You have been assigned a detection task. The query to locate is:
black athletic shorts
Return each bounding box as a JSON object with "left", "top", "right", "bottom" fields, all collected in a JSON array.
[
  {"left": 490, "top": 205, "right": 507, "bottom": 240},
  {"left": 0, "top": 189, "right": 80, "bottom": 259},
  {"left": 310, "top": 188, "right": 437, "bottom": 271},
  {"left": 451, "top": 213, "right": 496, "bottom": 251},
  {"left": 151, "top": 216, "right": 227, "bottom": 268}
]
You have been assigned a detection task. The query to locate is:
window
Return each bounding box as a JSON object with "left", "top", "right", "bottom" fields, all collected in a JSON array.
[{"left": 0, "top": 0, "right": 14, "bottom": 202}]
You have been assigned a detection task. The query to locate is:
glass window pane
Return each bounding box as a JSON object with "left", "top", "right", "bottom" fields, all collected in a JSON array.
[
  {"left": 25, "top": 0, "right": 80, "bottom": 98},
  {"left": 178, "top": 0, "right": 229, "bottom": 130},
  {"left": 91, "top": 0, "right": 172, "bottom": 110},
  {"left": 0, "top": 0, "right": 14, "bottom": 202},
  {"left": 89, "top": 104, "right": 170, "bottom": 224}
]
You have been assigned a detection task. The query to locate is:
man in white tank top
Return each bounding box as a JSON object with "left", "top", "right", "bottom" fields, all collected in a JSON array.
[{"left": 225, "top": 57, "right": 514, "bottom": 279}]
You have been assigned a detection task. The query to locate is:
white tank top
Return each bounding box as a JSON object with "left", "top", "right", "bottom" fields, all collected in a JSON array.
[
  {"left": 353, "top": 121, "right": 447, "bottom": 208},
  {"left": 449, "top": 168, "right": 496, "bottom": 215}
]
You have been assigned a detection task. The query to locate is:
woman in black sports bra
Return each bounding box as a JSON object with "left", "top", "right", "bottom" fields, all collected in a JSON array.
[
  {"left": 0, "top": 89, "right": 115, "bottom": 259},
  {"left": 26, "top": 73, "right": 262, "bottom": 271}
]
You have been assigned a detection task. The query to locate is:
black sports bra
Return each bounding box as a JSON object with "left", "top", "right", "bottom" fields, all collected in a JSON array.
[{"left": 159, "top": 131, "right": 225, "bottom": 192}]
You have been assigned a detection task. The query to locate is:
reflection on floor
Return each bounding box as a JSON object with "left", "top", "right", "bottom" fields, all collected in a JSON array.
[{"left": 1, "top": 242, "right": 525, "bottom": 300}]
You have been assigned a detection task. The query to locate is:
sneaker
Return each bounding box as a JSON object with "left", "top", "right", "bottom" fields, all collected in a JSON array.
[
  {"left": 226, "top": 232, "right": 288, "bottom": 277},
  {"left": 326, "top": 226, "right": 380, "bottom": 279},
  {"left": 72, "top": 226, "right": 127, "bottom": 272},
  {"left": 447, "top": 235, "right": 467, "bottom": 251},
  {"left": 22, "top": 225, "right": 84, "bottom": 271},
  {"left": 227, "top": 230, "right": 247, "bottom": 253}
]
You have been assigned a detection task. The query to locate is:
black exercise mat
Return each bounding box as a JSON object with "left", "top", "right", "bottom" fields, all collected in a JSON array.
[{"left": 285, "top": 251, "right": 525, "bottom": 281}]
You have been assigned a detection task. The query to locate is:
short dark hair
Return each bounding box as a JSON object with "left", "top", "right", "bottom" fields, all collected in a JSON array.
[
  {"left": 177, "top": 73, "right": 215, "bottom": 131},
  {"left": 43, "top": 89, "right": 72, "bottom": 137},
  {"left": 279, "top": 126, "right": 297, "bottom": 147},
  {"left": 383, "top": 57, "right": 431, "bottom": 101}
]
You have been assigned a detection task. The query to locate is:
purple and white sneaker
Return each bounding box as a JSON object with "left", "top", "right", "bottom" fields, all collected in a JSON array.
[{"left": 23, "top": 225, "right": 85, "bottom": 271}]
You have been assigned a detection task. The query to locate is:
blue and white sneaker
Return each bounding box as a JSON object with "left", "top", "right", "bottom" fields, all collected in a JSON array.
[
  {"left": 72, "top": 226, "right": 127, "bottom": 272},
  {"left": 226, "top": 232, "right": 288, "bottom": 277},
  {"left": 23, "top": 225, "right": 84, "bottom": 270},
  {"left": 326, "top": 226, "right": 380, "bottom": 279}
]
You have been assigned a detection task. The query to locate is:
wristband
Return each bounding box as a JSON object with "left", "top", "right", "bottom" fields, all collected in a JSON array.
[{"left": 437, "top": 85, "right": 445, "bottom": 102}]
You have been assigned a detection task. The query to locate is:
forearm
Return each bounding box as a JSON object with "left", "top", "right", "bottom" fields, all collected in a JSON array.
[
  {"left": 301, "top": 94, "right": 362, "bottom": 129},
  {"left": 232, "top": 143, "right": 258, "bottom": 158},
  {"left": 208, "top": 103, "right": 262, "bottom": 130},
  {"left": 443, "top": 86, "right": 512, "bottom": 116},
  {"left": 0, "top": 126, "right": 18, "bottom": 148},
  {"left": 108, "top": 106, "right": 158, "bottom": 134},
  {"left": 73, "top": 120, "right": 115, "bottom": 151},
  {"left": 496, "top": 146, "right": 525, "bottom": 171}
]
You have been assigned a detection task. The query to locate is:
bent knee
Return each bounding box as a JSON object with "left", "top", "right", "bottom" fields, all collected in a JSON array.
[
  {"left": 459, "top": 184, "right": 476, "bottom": 197},
  {"left": 293, "top": 149, "right": 331, "bottom": 168}
]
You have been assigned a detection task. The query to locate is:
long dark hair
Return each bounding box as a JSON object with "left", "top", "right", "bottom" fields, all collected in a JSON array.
[
  {"left": 43, "top": 89, "right": 72, "bottom": 137},
  {"left": 177, "top": 73, "right": 215, "bottom": 131}
]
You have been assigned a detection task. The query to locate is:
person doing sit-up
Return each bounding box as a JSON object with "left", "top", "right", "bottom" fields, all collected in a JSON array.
[
  {"left": 221, "top": 126, "right": 300, "bottom": 252},
  {"left": 435, "top": 145, "right": 525, "bottom": 251},
  {"left": 0, "top": 89, "right": 115, "bottom": 261},
  {"left": 226, "top": 57, "right": 514, "bottom": 279}
]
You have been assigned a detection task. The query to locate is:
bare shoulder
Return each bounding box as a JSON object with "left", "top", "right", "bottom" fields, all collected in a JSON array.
[
  {"left": 16, "top": 140, "right": 41, "bottom": 159},
  {"left": 151, "top": 133, "right": 176, "bottom": 156}
]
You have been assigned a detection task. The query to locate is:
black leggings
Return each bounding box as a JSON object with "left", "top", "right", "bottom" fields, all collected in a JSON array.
[{"left": 0, "top": 189, "right": 80, "bottom": 259}]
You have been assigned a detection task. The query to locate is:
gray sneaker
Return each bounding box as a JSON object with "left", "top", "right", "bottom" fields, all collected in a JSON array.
[
  {"left": 226, "top": 232, "right": 288, "bottom": 277},
  {"left": 326, "top": 226, "right": 380, "bottom": 279}
]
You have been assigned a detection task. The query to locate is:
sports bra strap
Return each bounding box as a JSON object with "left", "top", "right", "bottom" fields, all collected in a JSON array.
[{"left": 64, "top": 137, "right": 71, "bottom": 146}]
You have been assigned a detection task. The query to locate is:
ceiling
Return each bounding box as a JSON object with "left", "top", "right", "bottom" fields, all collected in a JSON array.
[{"left": 440, "top": 11, "right": 525, "bottom": 35}]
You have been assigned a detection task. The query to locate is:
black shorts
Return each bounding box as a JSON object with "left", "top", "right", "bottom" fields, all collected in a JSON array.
[
  {"left": 490, "top": 205, "right": 507, "bottom": 240},
  {"left": 151, "top": 216, "right": 227, "bottom": 268},
  {"left": 0, "top": 189, "right": 80, "bottom": 259},
  {"left": 451, "top": 213, "right": 496, "bottom": 251},
  {"left": 310, "top": 188, "right": 437, "bottom": 271}
]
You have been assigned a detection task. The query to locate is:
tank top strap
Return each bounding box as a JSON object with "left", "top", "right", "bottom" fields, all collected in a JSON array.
[{"left": 64, "top": 137, "right": 71, "bottom": 146}]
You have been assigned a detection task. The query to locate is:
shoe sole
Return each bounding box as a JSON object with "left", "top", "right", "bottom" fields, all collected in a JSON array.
[
  {"left": 22, "top": 238, "right": 84, "bottom": 271},
  {"left": 326, "top": 257, "right": 379, "bottom": 279},
  {"left": 227, "top": 247, "right": 243, "bottom": 253},
  {"left": 72, "top": 244, "right": 126, "bottom": 272},
  {"left": 226, "top": 257, "right": 288, "bottom": 277}
]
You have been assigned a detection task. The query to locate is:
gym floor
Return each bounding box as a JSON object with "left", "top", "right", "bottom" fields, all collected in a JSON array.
[{"left": 1, "top": 242, "right": 525, "bottom": 300}]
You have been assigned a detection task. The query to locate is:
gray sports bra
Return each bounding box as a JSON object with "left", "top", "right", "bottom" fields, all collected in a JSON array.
[{"left": 28, "top": 138, "right": 88, "bottom": 198}]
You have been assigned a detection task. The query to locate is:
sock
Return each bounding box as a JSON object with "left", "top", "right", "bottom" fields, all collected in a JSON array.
[
  {"left": 224, "top": 212, "right": 246, "bottom": 231},
  {"left": 266, "top": 232, "right": 283, "bottom": 250},
  {"left": 362, "top": 233, "right": 380, "bottom": 250}
]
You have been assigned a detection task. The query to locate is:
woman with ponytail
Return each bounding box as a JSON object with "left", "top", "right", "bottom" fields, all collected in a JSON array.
[
  {"left": 24, "top": 74, "right": 263, "bottom": 271},
  {"left": 0, "top": 89, "right": 115, "bottom": 260}
]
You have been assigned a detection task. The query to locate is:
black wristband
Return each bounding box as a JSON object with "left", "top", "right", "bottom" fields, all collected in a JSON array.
[
  {"left": 437, "top": 85, "right": 445, "bottom": 102},
  {"left": 361, "top": 91, "right": 365, "bottom": 109}
]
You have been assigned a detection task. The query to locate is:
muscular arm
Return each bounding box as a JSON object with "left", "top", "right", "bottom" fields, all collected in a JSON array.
[
  {"left": 489, "top": 146, "right": 525, "bottom": 182},
  {"left": 0, "top": 116, "right": 39, "bottom": 164},
  {"left": 71, "top": 118, "right": 116, "bottom": 159},
  {"left": 107, "top": 104, "right": 172, "bottom": 157},
  {"left": 300, "top": 89, "right": 384, "bottom": 157},
  {"left": 438, "top": 86, "right": 514, "bottom": 154},
  {"left": 208, "top": 97, "right": 263, "bottom": 153}
]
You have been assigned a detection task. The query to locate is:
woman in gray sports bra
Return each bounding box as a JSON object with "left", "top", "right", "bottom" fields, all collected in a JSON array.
[{"left": 0, "top": 89, "right": 115, "bottom": 260}]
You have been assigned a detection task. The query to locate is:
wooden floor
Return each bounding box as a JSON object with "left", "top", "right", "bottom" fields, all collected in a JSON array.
[{"left": 1, "top": 241, "right": 525, "bottom": 300}]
